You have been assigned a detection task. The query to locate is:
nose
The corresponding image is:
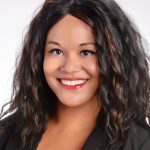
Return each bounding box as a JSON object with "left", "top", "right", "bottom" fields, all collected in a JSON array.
[{"left": 60, "top": 55, "right": 81, "bottom": 73}]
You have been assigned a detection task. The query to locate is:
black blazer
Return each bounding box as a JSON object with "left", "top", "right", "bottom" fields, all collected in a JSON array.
[{"left": 1, "top": 117, "right": 150, "bottom": 150}]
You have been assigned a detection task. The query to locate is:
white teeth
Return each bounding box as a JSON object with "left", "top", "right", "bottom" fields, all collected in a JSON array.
[{"left": 60, "top": 80, "right": 87, "bottom": 86}]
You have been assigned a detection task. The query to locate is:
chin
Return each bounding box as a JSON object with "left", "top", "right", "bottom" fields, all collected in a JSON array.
[{"left": 57, "top": 98, "right": 89, "bottom": 108}]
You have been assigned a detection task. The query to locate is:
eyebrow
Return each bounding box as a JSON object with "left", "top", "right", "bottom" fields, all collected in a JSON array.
[{"left": 47, "top": 41, "right": 96, "bottom": 47}]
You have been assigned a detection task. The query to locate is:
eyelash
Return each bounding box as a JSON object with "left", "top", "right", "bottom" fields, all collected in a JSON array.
[
  {"left": 80, "top": 50, "right": 97, "bottom": 56},
  {"left": 48, "top": 48, "right": 63, "bottom": 55},
  {"left": 48, "top": 49, "right": 97, "bottom": 56}
]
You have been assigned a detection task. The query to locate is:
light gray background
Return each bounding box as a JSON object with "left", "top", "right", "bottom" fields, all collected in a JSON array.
[{"left": 0, "top": 0, "right": 150, "bottom": 110}]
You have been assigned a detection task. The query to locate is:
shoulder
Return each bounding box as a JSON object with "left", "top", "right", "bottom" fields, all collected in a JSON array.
[
  {"left": 0, "top": 113, "right": 20, "bottom": 150},
  {"left": 124, "top": 122, "right": 150, "bottom": 150}
]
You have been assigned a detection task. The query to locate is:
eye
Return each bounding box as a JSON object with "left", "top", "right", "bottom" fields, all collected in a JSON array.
[
  {"left": 48, "top": 48, "right": 63, "bottom": 55},
  {"left": 80, "top": 50, "right": 97, "bottom": 56}
]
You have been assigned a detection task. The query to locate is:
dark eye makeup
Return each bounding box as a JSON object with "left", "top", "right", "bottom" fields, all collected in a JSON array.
[
  {"left": 48, "top": 48, "right": 63, "bottom": 55},
  {"left": 80, "top": 50, "right": 97, "bottom": 56},
  {"left": 48, "top": 48, "right": 97, "bottom": 56}
]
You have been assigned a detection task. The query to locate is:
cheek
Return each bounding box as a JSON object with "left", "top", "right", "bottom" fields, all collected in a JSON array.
[
  {"left": 87, "top": 61, "right": 100, "bottom": 92},
  {"left": 43, "top": 59, "right": 52, "bottom": 76},
  {"left": 43, "top": 57, "right": 61, "bottom": 76},
  {"left": 85, "top": 59, "right": 100, "bottom": 78}
]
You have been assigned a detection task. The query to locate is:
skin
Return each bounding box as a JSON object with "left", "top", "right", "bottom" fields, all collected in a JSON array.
[
  {"left": 37, "top": 15, "right": 101, "bottom": 150},
  {"left": 44, "top": 14, "right": 100, "bottom": 108}
]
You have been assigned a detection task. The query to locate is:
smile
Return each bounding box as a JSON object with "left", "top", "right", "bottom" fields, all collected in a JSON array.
[
  {"left": 57, "top": 79, "right": 88, "bottom": 89},
  {"left": 60, "top": 79, "right": 87, "bottom": 86}
]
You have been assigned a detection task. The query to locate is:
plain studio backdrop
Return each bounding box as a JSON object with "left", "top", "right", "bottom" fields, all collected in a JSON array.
[{"left": 0, "top": 0, "right": 150, "bottom": 111}]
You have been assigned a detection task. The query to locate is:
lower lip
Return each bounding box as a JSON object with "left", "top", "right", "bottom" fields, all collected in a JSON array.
[{"left": 58, "top": 80, "right": 87, "bottom": 90}]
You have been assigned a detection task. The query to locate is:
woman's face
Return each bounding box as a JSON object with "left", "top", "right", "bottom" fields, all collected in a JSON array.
[{"left": 43, "top": 14, "right": 100, "bottom": 107}]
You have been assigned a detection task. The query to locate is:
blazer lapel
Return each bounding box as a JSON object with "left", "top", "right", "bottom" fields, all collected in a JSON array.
[{"left": 82, "top": 120, "right": 109, "bottom": 150}]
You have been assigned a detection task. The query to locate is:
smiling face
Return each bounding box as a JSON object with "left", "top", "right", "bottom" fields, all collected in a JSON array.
[{"left": 43, "top": 15, "right": 100, "bottom": 108}]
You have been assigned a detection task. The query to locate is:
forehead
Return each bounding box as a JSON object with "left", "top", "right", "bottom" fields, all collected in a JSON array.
[{"left": 46, "top": 14, "right": 95, "bottom": 45}]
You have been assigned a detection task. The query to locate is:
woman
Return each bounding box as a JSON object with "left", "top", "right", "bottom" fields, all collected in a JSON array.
[{"left": 0, "top": 0, "right": 150, "bottom": 149}]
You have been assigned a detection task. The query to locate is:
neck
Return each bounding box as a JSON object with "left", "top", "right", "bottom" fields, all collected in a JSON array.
[{"left": 49, "top": 98, "right": 101, "bottom": 132}]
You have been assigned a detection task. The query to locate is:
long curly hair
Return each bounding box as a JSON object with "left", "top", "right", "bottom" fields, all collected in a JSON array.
[{"left": 0, "top": 0, "right": 150, "bottom": 149}]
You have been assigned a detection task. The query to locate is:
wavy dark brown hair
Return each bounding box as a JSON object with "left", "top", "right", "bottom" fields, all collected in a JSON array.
[{"left": 0, "top": 0, "right": 150, "bottom": 149}]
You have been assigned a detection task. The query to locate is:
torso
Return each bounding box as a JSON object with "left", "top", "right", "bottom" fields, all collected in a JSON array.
[{"left": 1, "top": 117, "right": 150, "bottom": 150}]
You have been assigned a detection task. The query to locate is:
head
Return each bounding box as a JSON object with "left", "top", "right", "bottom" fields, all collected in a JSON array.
[
  {"left": 43, "top": 14, "right": 100, "bottom": 108},
  {"left": 2, "top": 0, "right": 150, "bottom": 149}
]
